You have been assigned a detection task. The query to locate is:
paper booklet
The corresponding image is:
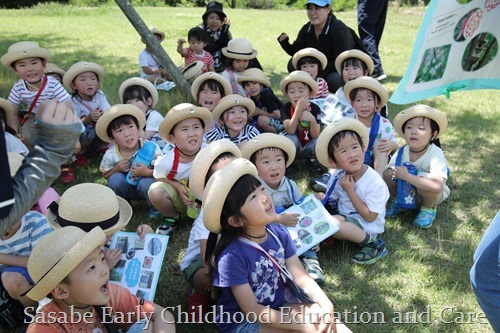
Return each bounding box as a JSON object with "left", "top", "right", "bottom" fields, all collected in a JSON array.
[
  {"left": 108, "top": 231, "right": 169, "bottom": 301},
  {"left": 311, "top": 93, "right": 355, "bottom": 126},
  {"left": 282, "top": 194, "right": 340, "bottom": 256}
]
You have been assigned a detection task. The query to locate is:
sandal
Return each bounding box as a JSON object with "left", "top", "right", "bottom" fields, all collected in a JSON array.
[{"left": 300, "top": 255, "right": 325, "bottom": 285}]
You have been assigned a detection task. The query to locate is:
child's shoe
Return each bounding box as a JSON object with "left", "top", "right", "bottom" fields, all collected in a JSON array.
[
  {"left": 186, "top": 286, "right": 210, "bottom": 323},
  {"left": 73, "top": 153, "right": 89, "bottom": 168},
  {"left": 385, "top": 198, "right": 400, "bottom": 217},
  {"left": 60, "top": 165, "right": 75, "bottom": 184},
  {"left": 309, "top": 173, "right": 331, "bottom": 193},
  {"left": 156, "top": 216, "right": 179, "bottom": 235},
  {"left": 148, "top": 207, "right": 162, "bottom": 220},
  {"left": 413, "top": 206, "right": 436, "bottom": 228},
  {"left": 352, "top": 237, "right": 388, "bottom": 265},
  {"left": 300, "top": 253, "right": 325, "bottom": 285}
]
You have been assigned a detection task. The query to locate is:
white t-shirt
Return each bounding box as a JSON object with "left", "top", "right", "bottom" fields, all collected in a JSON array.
[
  {"left": 153, "top": 143, "right": 207, "bottom": 181},
  {"left": 180, "top": 208, "right": 210, "bottom": 271},
  {"left": 260, "top": 176, "right": 303, "bottom": 209},
  {"left": 70, "top": 89, "right": 110, "bottom": 118},
  {"left": 138, "top": 49, "right": 160, "bottom": 78},
  {"left": 145, "top": 109, "right": 163, "bottom": 132}
]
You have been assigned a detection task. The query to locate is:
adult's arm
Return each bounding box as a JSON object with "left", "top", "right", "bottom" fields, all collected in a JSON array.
[{"left": 278, "top": 24, "right": 309, "bottom": 56}]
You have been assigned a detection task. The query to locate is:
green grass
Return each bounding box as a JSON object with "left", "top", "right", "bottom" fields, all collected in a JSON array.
[{"left": 1, "top": 4, "right": 499, "bottom": 333}]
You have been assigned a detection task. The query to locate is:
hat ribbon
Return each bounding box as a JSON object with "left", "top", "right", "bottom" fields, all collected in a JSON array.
[
  {"left": 226, "top": 50, "right": 253, "bottom": 56},
  {"left": 48, "top": 201, "right": 120, "bottom": 232}
]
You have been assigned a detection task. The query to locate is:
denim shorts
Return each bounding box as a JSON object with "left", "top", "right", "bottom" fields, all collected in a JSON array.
[{"left": 232, "top": 320, "right": 261, "bottom": 333}]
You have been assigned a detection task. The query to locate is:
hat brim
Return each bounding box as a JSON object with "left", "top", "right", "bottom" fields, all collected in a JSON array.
[
  {"left": 149, "top": 27, "right": 165, "bottom": 42},
  {"left": 119, "top": 77, "right": 159, "bottom": 109},
  {"left": 221, "top": 48, "right": 258, "bottom": 60},
  {"left": 1, "top": 47, "right": 50, "bottom": 69},
  {"left": 344, "top": 76, "right": 388, "bottom": 107},
  {"left": 279, "top": 71, "right": 319, "bottom": 97},
  {"left": 158, "top": 104, "right": 213, "bottom": 140},
  {"left": 241, "top": 133, "right": 296, "bottom": 168},
  {"left": 63, "top": 62, "right": 104, "bottom": 90},
  {"left": 27, "top": 227, "right": 106, "bottom": 301},
  {"left": 316, "top": 118, "right": 369, "bottom": 168},
  {"left": 334, "top": 50, "right": 374, "bottom": 75},
  {"left": 189, "top": 140, "right": 242, "bottom": 201},
  {"left": 182, "top": 61, "right": 204, "bottom": 81},
  {"left": 393, "top": 105, "right": 447, "bottom": 138},
  {"left": 47, "top": 196, "right": 132, "bottom": 237},
  {"left": 96, "top": 104, "right": 146, "bottom": 143},
  {"left": 202, "top": 9, "right": 226, "bottom": 20},
  {"left": 203, "top": 159, "right": 258, "bottom": 233},
  {"left": 212, "top": 95, "right": 256, "bottom": 122},
  {"left": 237, "top": 74, "right": 271, "bottom": 88},
  {"left": 191, "top": 72, "right": 232, "bottom": 100},
  {"left": 292, "top": 48, "right": 328, "bottom": 71},
  {"left": 0, "top": 98, "right": 14, "bottom": 127},
  {"left": 44, "top": 63, "right": 66, "bottom": 77}
]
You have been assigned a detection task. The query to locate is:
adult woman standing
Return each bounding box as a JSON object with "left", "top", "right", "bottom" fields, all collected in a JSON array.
[{"left": 278, "top": 0, "right": 364, "bottom": 92}]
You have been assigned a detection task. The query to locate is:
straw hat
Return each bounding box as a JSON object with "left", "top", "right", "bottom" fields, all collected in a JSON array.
[
  {"left": 189, "top": 140, "right": 242, "bottom": 201},
  {"left": 44, "top": 63, "right": 66, "bottom": 77},
  {"left": 63, "top": 61, "right": 104, "bottom": 90},
  {"left": 279, "top": 70, "right": 319, "bottom": 97},
  {"left": 334, "top": 49, "right": 374, "bottom": 75},
  {"left": 211, "top": 94, "right": 255, "bottom": 122},
  {"left": 0, "top": 98, "right": 14, "bottom": 126},
  {"left": 222, "top": 38, "right": 258, "bottom": 60},
  {"left": 292, "top": 48, "right": 328, "bottom": 71},
  {"left": 182, "top": 61, "right": 204, "bottom": 81},
  {"left": 96, "top": 104, "right": 146, "bottom": 143},
  {"left": 203, "top": 158, "right": 258, "bottom": 233},
  {"left": 7, "top": 152, "right": 24, "bottom": 177},
  {"left": 316, "top": 118, "right": 368, "bottom": 168},
  {"left": 1, "top": 41, "right": 50, "bottom": 69},
  {"left": 241, "top": 133, "right": 296, "bottom": 168},
  {"left": 158, "top": 103, "right": 212, "bottom": 140},
  {"left": 149, "top": 27, "right": 165, "bottom": 42},
  {"left": 27, "top": 226, "right": 106, "bottom": 301},
  {"left": 191, "top": 72, "right": 232, "bottom": 100},
  {"left": 203, "top": 1, "right": 226, "bottom": 20},
  {"left": 237, "top": 68, "right": 271, "bottom": 88},
  {"left": 393, "top": 104, "right": 447, "bottom": 138},
  {"left": 119, "top": 77, "right": 159, "bottom": 109},
  {"left": 344, "top": 76, "right": 388, "bottom": 107},
  {"left": 47, "top": 183, "right": 132, "bottom": 236}
]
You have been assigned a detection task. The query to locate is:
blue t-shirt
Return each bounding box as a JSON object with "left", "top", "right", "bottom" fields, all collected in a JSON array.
[{"left": 213, "top": 223, "right": 296, "bottom": 332}]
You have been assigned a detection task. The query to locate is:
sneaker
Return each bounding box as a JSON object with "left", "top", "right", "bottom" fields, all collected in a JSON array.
[
  {"left": 300, "top": 252, "right": 325, "bottom": 284},
  {"left": 307, "top": 157, "right": 325, "bottom": 174},
  {"left": 352, "top": 237, "right": 388, "bottom": 265},
  {"left": 148, "top": 207, "right": 162, "bottom": 220},
  {"left": 73, "top": 153, "right": 89, "bottom": 168},
  {"left": 414, "top": 206, "right": 436, "bottom": 228},
  {"left": 187, "top": 286, "right": 210, "bottom": 323},
  {"left": 60, "top": 165, "right": 75, "bottom": 184},
  {"left": 385, "top": 198, "right": 400, "bottom": 217},
  {"left": 156, "top": 217, "right": 178, "bottom": 235},
  {"left": 309, "top": 173, "right": 331, "bottom": 192}
]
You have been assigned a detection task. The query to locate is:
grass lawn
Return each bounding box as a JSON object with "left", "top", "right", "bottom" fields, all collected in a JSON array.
[{"left": 1, "top": 3, "right": 499, "bottom": 333}]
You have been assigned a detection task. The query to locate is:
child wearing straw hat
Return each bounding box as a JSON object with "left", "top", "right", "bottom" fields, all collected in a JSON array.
[
  {"left": 203, "top": 158, "right": 351, "bottom": 332},
  {"left": 238, "top": 68, "right": 285, "bottom": 134},
  {"left": 292, "top": 47, "right": 330, "bottom": 99},
  {"left": 221, "top": 38, "right": 259, "bottom": 96},
  {"left": 1, "top": 41, "right": 72, "bottom": 148},
  {"left": 383, "top": 105, "right": 450, "bottom": 228},
  {"left": 149, "top": 103, "right": 212, "bottom": 235},
  {"left": 241, "top": 133, "right": 326, "bottom": 284},
  {"left": 316, "top": 118, "right": 389, "bottom": 264},
  {"left": 334, "top": 49, "right": 374, "bottom": 104},
  {"left": 96, "top": 104, "right": 162, "bottom": 218},
  {"left": 44, "top": 63, "right": 65, "bottom": 84},
  {"left": 25, "top": 226, "right": 175, "bottom": 332},
  {"left": 205, "top": 94, "right": 260, "bottom": 147},
  {"left": 344, "top": 76, "right": 398, "bottom": 176},
  {"left": 139, "top": 26, "right": 171, "bottom": 84}
]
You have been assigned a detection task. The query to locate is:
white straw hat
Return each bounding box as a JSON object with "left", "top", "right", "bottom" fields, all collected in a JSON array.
[
  {"left": 1, "top": 41, "right": 50, "bottom": 69},
  {"left": 279, "top": 70, "right": 318, "bottom": 97},
  {"left": 63, "top": 61, "right": 104, "bottom": 90},
  {"left": 344, "top": 76, "right": 388, "bottom": 107},
  {"left": 95, "top": 104, "right": 146, "bottom": 143},
  {"left": 119, "top": 77, "right": 159, "bottom": 109},
  {"left": 292, "top": 47, "right": 328, "bottom": 70},
  {"left": 191, "top": 72, "right": 232, "bottom": 100},
  {"left": 393, "top": 104, "right": 447, "bottom": 138},
  {"left": 222, "top": 38, "right": 258, "bottom": 60},
  {"left": 211, "top": 94, "right": 255, "bottom": 122},
  {"left": 240, "top": 133, "right": 296, "bottom": 168},
  {"left": 158, "top": 103, "right": 212, "bottom": 140},
  {"left": 237, "top": 68, "right": 271, "bottom": 88},
  {"left": 334, "top": 49, "right": 374, "bottom": 75}
]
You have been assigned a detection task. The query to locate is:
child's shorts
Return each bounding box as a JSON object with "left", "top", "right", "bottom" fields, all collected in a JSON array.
[
  {"left": 148, "top": 182, "right": 187, "bottom": 214},
  {"left": 417, "top": 172, "right": 450, "bottom": 205},
  {"left": 341, "top": 215, "right": 364, "bottom": 230},
  {"left": 233, "top": 321, "right": 261, "bottom": 333},
  {"left": 183, "top": 258, "right": 203, "bottom": 286},
  {"left": 1, "top": 267, "right": 34, "bottom": 287}
]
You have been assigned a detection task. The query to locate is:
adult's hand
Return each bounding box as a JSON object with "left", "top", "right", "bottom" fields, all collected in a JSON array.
[{"left": 37, "top": 99, "right": 79, "bottom": 126}]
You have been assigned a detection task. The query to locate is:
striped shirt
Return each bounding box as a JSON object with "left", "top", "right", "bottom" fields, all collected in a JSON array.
[
  {"left": 315, "top": 77, "right": 329, "bottom": 99},
  {"left": 7, "top": 75, "right": 70, "bottom": 114},
  {"left": 205, "top": 124, "right": 260, "bottom": 146},
  {"left": 0, "top": 211, "right": 52, "bottom": 271},
  {"left": 184, "top": 48, "right": 215, "bottom": 74}
]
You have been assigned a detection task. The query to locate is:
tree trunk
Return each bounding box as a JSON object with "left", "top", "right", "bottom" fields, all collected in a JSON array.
[{"left": 115, "top": 0, "right": 194, "bottom": 102}]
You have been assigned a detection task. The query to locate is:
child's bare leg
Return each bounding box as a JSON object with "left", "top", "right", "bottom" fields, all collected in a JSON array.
[
  {"left": 193, "top": 266, "right": 211, "bottom": 296},
  {"left": 332, "top": 215, "right": 367, "bottom": 243},
  {"left": 417, "top": 189, "right": 438, "bottom": 208},
  {"left": 1, "top": 272, "right": 37, "bottom": 308},
  {"left": 258, "top": 116, "right": 278, "bottom": 134},
  {"left": 148, "top": 188, "right": 178, "bottom": 217},
  {"left": 373, "top": 151, "right": 388, "bottom": 177},
  {"left": 383, "top": 168, "right": 397, "bottom": 194}
]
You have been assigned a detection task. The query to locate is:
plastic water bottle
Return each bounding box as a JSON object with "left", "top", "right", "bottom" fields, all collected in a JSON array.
[
  {"left": 126, "top": 141, "right": 156, "bottom": 186},
  {"left": 396, "top": 162, "right": 417, "bottom": 209}
]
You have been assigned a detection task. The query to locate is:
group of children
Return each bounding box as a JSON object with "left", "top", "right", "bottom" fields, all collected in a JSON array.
[{"left": 1, "top": 5, "right": 452, "bottom": 331}]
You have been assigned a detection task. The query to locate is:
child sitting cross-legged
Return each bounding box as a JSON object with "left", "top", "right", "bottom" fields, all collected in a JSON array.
[
  {"left": 204, "top": 94, "right": 260, "bottom": 147},
  {"left": 383, "top": 105, "right": 450, "bottom": 228},
  {"left": 316, "top": 118, "right": 389, "bottom": 264},
  {"left": 241, "top": 133, "right": 326, "bottom": 284},
  {"left": 149, "top": 103, "right": 212, "bottom": 235},
  {"left": 203, "top": 158, "right": 351, "bottom": 332},
  {"left": 25, "top": 226, "right": 175, "bottom": 332}
]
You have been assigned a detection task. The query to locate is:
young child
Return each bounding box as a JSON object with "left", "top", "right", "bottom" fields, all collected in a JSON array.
[
  {"left": 46, "top": 183, "right": 153, "bottom": 269},
  {"left": 292, "top": 47, "right": 329, "bottom": 99},
  {"left": 119, "top": 77, "right": 167, "bottom": 149},
  {"left": 279, "top": 70, "right": 322, "bottom": 166},
  {"left": 149, "top": 103, "right": 212, "bottom": 235},
  {"left": 316, "top": 118, "right": 389, "bottom": 264},
  {"left": 334, "top": 49, "right": 374, "bottom": 105},
  {"left": 1, "top": 41, "right": 71, "bottom": 146},
  {"left": 238, "top": 68, "right": 284, "bottom": 134},
  {"left": 64, "top": 61, "right": 110, "bottom": 165},
  {"left": 1, "top": 99, "right": 28, "bottom": 156},
  {"left": 25, "top": 226, "right": 175, "bottom": 332},
  {"left": 44, "top": 63, "right": 65, "bottom": 83},
  {"left": 344, "top": 76, "right": 398, "bottom": 176},
  {"left": 177, "top": 27, "right": 215, "bottom": 74},
  {"left": 191, "top": 72, "right": 231, "bottom": 130},
  {"left": 139, "top": 26, "right": 171, "bottom": 84},
  {"left": 203, "top": 158, "right": 350, "bottom": 332},
  {"left": 384, "top": 105, "right": 450, "bottom": 228},
  {"left": 205, "top": 94, "right": 260, "bottom": 146},
  {"left": 96, "top": 104, "right": 162, "bottom": 218},
  {"left": 241, "top": 133, "right": 326, "bottom": 283},
  {"left": 221, "top": 38, "right": 258, "bottom": 96},
  {"left": 200, "top": 1, "right": 232, "bottom": 73},
  {"left": 182, "top": 139, "right": 241, "bottom": 320}
]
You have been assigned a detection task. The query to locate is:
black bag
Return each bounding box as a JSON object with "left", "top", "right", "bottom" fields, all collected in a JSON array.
[{"left": 0, "top": 287, "right": 25, "bottom": 328}]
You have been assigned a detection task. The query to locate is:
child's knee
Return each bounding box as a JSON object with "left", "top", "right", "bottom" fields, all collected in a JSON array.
[
  {"left": 1, "top": 272, "right": 29, "bottom": 296},
  {"left": 257, "top": 115, "right": 270, "bottom": 127},
  {"left": 148, "top": 187, "right": 171, "bottom": 204}
]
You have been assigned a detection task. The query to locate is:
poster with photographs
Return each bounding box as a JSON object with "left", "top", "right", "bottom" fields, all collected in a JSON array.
[
  {"left": 311, "top": 93, "right": 355, "bottom": 126},
  {"left": 108, "top": 232, "right": 169, "bottom": 301},
  {"left": 391, "top": 0, "right": 499, "bottom": 104},
  {"left": 282, "top": 194, "right": 340, "bottom": 256}
]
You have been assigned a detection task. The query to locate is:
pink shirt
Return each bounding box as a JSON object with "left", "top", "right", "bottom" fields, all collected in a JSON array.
[{"left": 184, "top": 48, "right": 214, "bottom": 73}]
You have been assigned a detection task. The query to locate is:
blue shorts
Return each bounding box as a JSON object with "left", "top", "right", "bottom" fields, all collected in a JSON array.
[
  {"left": 233, "top": 321, "right": 261, "bottom": 333},
  {"left": 1, "top": 266, "right": 34, "bottom": 287}
]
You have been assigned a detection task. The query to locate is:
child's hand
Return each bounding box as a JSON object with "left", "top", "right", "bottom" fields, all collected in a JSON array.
[
  {"left": 280, "top": 212, "right": 300, "bottom": 227},
  {"left": 295, "top": 98, "right": 309, "bottom": 115},
  {"left": 136, "top": 224, "right": 154, "bottom": 239},
  {"left": 90, "top": 108, "right": 103, "bottom": 122},
  {"left": 177, "top": 38, "right": 186, "bottom": 44},
  {"left": 172, "top": 182, "right": 193, "bottom": 207},
  {"left": 130, "top": 162, "right": 150, "bottom": 177},
  {"left": 340, "top": 174, "right": 355, "bottom": 193},
  {"left": 315, "top": 192, "right": 325, "bottom": 201},
  {"left": 393, "top": 166, "right": 411, "bottom": 181},
  {"left": 374, "top": 139, "right": 391, "bottom": 155},
  {"left": 115, "top": 160, "right": 130, "bottom": 173},
  {"left": 300, "top": 110, "right": 315, "bottom": 123},
  {"left": 104, "top": 248, "right": 122, "bottom": 269}
]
